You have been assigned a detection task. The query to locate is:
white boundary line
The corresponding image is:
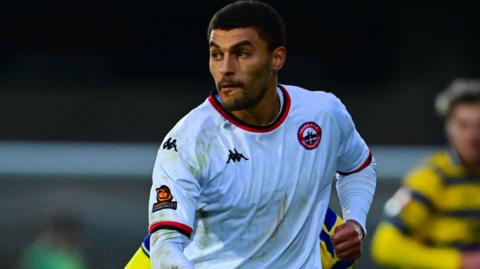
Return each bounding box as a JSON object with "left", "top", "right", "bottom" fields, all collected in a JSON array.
[{"left": 0, "top": 141, "right": 442, "bottom": 180}]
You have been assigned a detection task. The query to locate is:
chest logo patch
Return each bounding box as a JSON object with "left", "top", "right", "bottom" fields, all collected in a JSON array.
[
  {"left": 152, "top": 185, "right": 177, "bottom": 212},
  {"left": 298, "top": 122, "right": 322, "bottom": 150}
]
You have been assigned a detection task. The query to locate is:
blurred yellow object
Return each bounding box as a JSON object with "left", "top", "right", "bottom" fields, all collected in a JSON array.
[
  {"left": 125, "top": 248, "right": 150, "bottom": 269},
  {"left": 125, "top": 236, "right": 150, "bottom": 269}
]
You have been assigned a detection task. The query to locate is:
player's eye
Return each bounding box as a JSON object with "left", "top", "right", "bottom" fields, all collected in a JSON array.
[
  {"left": 237, "top": 50, "right": 251, "bottom": 58},
  {"left": 210, "top": 51, "right": 223, "bottom": 60}
]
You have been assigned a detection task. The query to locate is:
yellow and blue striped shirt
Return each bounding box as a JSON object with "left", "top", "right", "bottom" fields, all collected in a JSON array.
[{"left": 372, "top": 150, "right": 480, "bottom": 268}]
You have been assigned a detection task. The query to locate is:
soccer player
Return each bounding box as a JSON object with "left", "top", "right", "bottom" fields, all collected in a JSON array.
[
  {"left": 371, "top": 79, "right": 480, "bottom": 269},
  {"left": 126, "top": 207, "right": 354, "bottom": 269},
  {"left": 148, "top": 1, "right": 376, "bottom": 268}
]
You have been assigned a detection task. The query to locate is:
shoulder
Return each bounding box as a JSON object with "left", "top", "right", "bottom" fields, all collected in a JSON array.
[
  {"left": 403, "top": 151, "right": 447, "bottom": 198},
  {"left": 156, "top": 99, "right": 224, "bottom": 172},
  {"left": 282, "top": 84, "right": 340, "bottom": 107},
  {"left": 428, "top": 150, "right": 463, "bottom": 176},
  {"left": 282, "top": 84, "right": 353, "bottom": 135},
  {"left": 283, "top": 84, "right": 347, "bottom": 117},
  {"left": 162, "top": 99, "right": 221, "bottom": 147}
]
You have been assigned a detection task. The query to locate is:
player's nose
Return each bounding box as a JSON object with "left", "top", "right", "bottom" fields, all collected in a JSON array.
[{"left": 219, "top": 54, "right": 235, "bottom": 75}]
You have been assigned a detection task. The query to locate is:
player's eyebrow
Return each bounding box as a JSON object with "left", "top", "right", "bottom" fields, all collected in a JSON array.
[{"left": 209, "top": 40, "right": 254, "bottom": 51}]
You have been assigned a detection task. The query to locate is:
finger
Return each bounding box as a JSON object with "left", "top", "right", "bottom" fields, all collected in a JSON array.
[
  {"left": 336, "top": 246, "right": 362, "bottom": 260},
  {"left": 332, "top": 224, "right": 360, "bottom": 242},
  {"left": 333, "top": 229, "right": 362, "bottom": 245},
  {"left": 348, "top": 220, "right": 364, "bottom": 240},
  {"left": 336, "top": 243, "right": 361, "bottom": 255},
  {"left": 332, "top": 231, "right": 358, "bottom": 243},
  {"left": 334, "top": 238, "right": 361, "bottom": 253},
  {"left": 332, "top": 229, "right": 354, "bottom": 242}
]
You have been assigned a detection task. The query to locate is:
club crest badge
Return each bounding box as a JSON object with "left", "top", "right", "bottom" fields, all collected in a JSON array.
[
  {"left": 152, "top": 185, "right": 177, "bottom": 212},
  {"left": 297, "top": 122, "right": 322, "bottom": 150}
]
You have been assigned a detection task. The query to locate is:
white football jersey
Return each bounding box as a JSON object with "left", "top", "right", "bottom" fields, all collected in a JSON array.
[{"left": 148, "top": 84, "right": 371, "bottom": 269}]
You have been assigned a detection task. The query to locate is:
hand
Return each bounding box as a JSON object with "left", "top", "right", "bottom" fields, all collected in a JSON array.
[
  {"left": 461, "top": 251, "right": 480, "bottom": 269},
  {"left": 332, "top": 220, "right": 363, "bottom": 260}
]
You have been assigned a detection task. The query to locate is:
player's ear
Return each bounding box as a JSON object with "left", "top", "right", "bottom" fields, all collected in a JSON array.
[{"left": 271, "top": 46, "right": 286, "bottom": 71}]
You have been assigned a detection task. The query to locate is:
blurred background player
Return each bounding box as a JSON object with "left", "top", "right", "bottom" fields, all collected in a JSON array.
[
  {"left": 18, "top": 214, "right": 87, "bottom": 269},
  {"left": 125, "top": 207, "right": 355, "bottom": 269},
  {"left": 371, "top": 78, "right": 480, "bottom": 269}
]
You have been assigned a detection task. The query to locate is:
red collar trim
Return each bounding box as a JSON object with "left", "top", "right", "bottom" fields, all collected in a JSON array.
[{"left": 208, "top": 85, "right": 291, "bottom": 133}]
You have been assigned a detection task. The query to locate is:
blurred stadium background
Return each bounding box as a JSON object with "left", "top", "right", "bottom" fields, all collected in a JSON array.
[{"left": 1, "top": 0, "right": 479, "bottom": 268}]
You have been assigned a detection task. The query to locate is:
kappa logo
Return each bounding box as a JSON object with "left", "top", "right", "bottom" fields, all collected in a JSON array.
[
  {"left": 162, "top": 137, "right": 178, "bottom": 152},
  {"left": 152, "top": 185, "right": 177, "bottom": 212},
  {"left": 298, "top": 122, "right": 322, "bottom": 150},
  {"left": 226, "top": 148, "right": 249, "bottom": 164}
]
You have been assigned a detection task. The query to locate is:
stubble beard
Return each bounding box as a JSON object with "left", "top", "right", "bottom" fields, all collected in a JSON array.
[
  {"left": 222, "top": 81, "right": 268, "bottom": 111},
  {"left": 219, "top": 66, "right": 274, "bottom": 112}
]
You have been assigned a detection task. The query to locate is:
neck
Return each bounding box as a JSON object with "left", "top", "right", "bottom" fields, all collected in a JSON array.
[{"left": 231, "top": 82, "right": 280, "bottom": 126}]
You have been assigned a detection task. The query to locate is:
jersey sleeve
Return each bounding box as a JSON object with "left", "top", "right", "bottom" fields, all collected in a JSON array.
[
  {"left": 331, "top": 95, "right": 371, "bottom": 175},
  {"left": 148, "top": 132, "right": 205, "bottom": 239}
]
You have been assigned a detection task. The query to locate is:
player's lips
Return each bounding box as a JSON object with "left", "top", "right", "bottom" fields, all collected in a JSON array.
[{"left": 219, "top": 84, "right": 242, "bottom": 94}]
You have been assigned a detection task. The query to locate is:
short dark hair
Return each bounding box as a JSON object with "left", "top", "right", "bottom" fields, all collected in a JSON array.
[
  {"left": 435, "top": 78, "right": 480, "bottom": 117},
  {"left": 207, "top": 0, "right": 286, "bottom": 51}
]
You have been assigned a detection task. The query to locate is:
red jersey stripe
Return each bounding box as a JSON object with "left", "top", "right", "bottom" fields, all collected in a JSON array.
[
  {"left": 208, "top": 85, "right": 291, "bottom": 133},
  {"left": 337, "top": 151, "right": 373, "bottom": 176},
  {"left": 149, "top": 221, "right": 193, "bottom": 237}
]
